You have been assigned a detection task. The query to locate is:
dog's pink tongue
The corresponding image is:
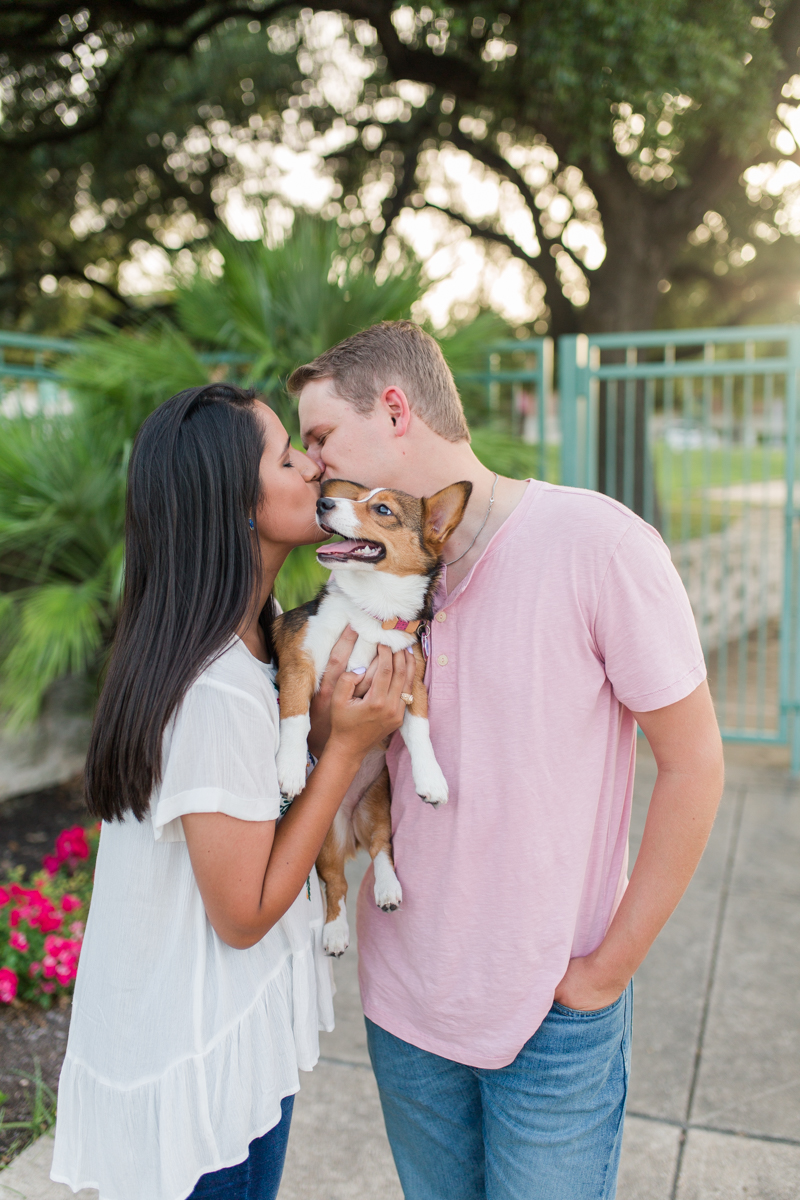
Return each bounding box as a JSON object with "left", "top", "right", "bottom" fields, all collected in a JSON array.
[{"left": 317, "top": 540, "right": 362, "bottom": 556}]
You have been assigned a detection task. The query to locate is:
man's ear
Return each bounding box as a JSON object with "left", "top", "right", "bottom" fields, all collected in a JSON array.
[
  {"left": 422, "top": 482, "right": 473, "bottom": 548},
  {"left": 381, "top": 386, "right": 411, "bottom": 436}
]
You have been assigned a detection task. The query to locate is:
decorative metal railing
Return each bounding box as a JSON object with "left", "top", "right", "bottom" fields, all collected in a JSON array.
[
  {"left": 457, "top": 337, "right": 556, "bottom": 482},
  {"left": 558, "top": 326, "right": 800, "bottom": 766}
]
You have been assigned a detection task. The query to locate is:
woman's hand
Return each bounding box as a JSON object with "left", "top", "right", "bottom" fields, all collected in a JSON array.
[
  {"left": 308, "top": 628, "right": 383, "bottom": 757},
  {"left": 553, "top": 952, "right": 628, "bottom": 1012},
  {"left": 184, "top": 646, "right": 415, "bottom": 950},
  {"left": 326, "top": 644, "right": 416, "bottom": 763}
]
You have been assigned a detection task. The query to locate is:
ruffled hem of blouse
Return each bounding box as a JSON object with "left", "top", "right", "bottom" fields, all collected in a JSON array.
[{"left": 51, "top": 940, "right": 334, "bottom": 1200}]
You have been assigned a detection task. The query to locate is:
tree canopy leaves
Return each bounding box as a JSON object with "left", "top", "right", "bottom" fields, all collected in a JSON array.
[{"left": 3, "top": 1, "right": 800, "bottom": 334}]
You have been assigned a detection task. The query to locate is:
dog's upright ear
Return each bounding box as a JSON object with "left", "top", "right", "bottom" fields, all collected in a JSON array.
[{"left": 422, "top": 481, "right": 473, "bottom": 550}]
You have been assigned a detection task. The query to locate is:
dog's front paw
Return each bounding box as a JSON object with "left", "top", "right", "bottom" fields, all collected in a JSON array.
[
  {"left": 413, "top": 761, "right": 449, "bottom": 808},
  {"left": 276, "top": 749, "right": 307, "bottom": 799},
  {"left": 322, "top": 905, "right": 350, "bottom": 957},
  {"left": 276, "top": 714, "right": 312, "bottom": 798},
  {"left": 374, "top": 876, "right": 403, "bottom": 911}
]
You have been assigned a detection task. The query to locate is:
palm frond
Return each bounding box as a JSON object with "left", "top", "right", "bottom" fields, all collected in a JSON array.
[
  {"left": 1, "top": 579, "right": 106, "bottom": 727},
  {"left": 436, "top": 311, "right": 510, "bottom": 374},
  {"left": 63, "top": 320, "right": 210, "bottom": 437}
]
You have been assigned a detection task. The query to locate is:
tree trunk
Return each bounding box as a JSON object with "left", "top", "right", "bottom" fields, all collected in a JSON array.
[{"left": 568, "top": 166, "right": 691, "bottom": 521}]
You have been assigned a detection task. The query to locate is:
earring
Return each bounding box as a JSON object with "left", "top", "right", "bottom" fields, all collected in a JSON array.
[{"left": 249, "top": 518, "right": 255, "bottom": 529}]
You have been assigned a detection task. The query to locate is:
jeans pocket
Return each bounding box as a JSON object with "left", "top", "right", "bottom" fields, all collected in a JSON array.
[{"left": 551, "top": 990, "right": 626, "bottom": 1019}]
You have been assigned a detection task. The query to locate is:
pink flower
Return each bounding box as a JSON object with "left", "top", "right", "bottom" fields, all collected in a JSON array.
[
  {"left": 9, "top": 931, "right": 29, "bottom": 952},
  {"left": 55, "top": 827, "right": 89, "bottom": 862},
  {"left": 42, "top": 854, "right": 61, "bottom": 876},
  {"left": 40, "top": 982, "right": 55, "bottom": 994},
  {"left": 61, "top": 894, "right": 82, "bottom": 913},
  {"left": 38, "top": 910, "right": 62, "bottom": 933},
  {"left": 69, "top": 921, "right": 85, "bottom": 938},
  {"left": 10, "top": 895, "right": 62, "bottom": 934},
  {"left": 0, "top": 887, "right": 9, "bottom": 906},
  {"left": 29, "top": 961, "right": 41, "bottom": 977},
  {"left": 0, "top": 968, "right": 18, "bottom": 1003},
  {"left": 55, "top": 963, "right": 73, "bottom": 986}
]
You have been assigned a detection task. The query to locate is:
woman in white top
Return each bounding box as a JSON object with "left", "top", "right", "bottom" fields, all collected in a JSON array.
[{"left": 51, "top": 383, "right": 414, "bottom": 1200}]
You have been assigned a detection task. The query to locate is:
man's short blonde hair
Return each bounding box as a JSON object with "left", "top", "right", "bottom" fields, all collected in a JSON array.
[{"left": 286, "top": 320, "right": 470, "bottom": 443}]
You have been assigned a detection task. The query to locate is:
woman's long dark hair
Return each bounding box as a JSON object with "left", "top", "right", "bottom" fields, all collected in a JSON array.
[{"left": 85, "top": 383, "right": 276, "bottom": 822}]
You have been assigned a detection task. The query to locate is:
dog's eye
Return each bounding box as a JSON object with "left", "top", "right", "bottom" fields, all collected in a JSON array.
[{"left": 376, "top": 504, "right": 392, "bottom": 516}]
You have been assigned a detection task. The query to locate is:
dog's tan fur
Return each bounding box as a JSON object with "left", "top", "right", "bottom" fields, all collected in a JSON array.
[
  {"left": 272, "top": 478, "right": 471, "bottom": 954},
  {"left": 316, "top": 764, "right": 394, "bottom": 929}
]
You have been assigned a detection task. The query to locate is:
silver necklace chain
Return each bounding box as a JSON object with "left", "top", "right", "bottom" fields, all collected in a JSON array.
[{"left": 444, "top": 473, "right": 499, "bottom": 568}]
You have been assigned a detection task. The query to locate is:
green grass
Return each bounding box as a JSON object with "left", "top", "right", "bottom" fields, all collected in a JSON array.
[
  {"left": 654, "top": 444, "right": 786, "bottom": 491},
  {"left": 654, "top": 444, "right": 787, "bottom": 541},
  {"left": 0, "top": 1062, "right": 57, "bottom": 1167}
]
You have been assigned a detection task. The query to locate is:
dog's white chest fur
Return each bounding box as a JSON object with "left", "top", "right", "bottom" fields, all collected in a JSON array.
[
  {"left": 303, "top": 576, "right": 424, "bottom": 676},
  {"left": 275, "top": 569, "right": 449, "bottom": 809}
]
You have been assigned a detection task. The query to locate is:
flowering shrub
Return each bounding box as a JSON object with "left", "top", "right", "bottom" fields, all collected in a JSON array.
[{"left": 0, "top": 823, "right": 98, "bottom": 1008}]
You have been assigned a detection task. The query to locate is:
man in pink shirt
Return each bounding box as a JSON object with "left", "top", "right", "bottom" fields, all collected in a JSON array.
[{"left": 291, "top": 321, "right": 723, "bottom": 1200}]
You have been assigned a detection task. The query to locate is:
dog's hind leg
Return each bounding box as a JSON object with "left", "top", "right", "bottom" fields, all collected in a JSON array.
[
  {"left": 400, "top": 642, "right": 449, "bottom": 808},
  {"left": 316, "top": 816, "right": 351, "bottom": 956},
  {"left": 355, "top": 766, "right": 403, "bottom": 912}
]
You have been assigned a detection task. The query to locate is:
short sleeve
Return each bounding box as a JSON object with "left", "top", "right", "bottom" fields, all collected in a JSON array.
[
  {"left": 152, "top": 678, "right": 282, "bottom": 842},
  {"left": 594, "top": 521, "right": 706, "bottom": 712}
]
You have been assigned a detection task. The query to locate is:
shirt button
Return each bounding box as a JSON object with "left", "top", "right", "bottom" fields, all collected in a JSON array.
[
  {"left": 437, "top": 654, "right": 448, "bottom": 666},
  {"left": 435, "top": 611, "right": 447, "bottom": 623}
]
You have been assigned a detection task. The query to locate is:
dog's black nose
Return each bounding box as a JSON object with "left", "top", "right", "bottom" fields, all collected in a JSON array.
[{"left": 316, "top": 497, "right": 336, "bottom": 514}]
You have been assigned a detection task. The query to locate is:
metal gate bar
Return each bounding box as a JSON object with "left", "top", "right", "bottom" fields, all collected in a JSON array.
[
  {"left": 558, "top": 326, "right": 800, "bottom": 767},
  {"left": 457, "top": 338, "right": 555, "bottom": 481}
]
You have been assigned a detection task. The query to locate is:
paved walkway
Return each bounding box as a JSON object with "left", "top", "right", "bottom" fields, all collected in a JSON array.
[{"left": 2, "top": 743, "right": 798, "bottom": 1199}]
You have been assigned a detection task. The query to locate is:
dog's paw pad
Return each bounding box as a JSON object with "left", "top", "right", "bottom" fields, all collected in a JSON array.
[
  {"left": 374, "top": 881, "right": 403, "bottom": 912},
  {"left": 413, "top": 763, "right": 449, "bottom": 808},
  {"left": 415, "top": 778, "right": 449, "bottom": 807},
  {"left": 322, "top": 916, "right": 350, "bottom": 957}
]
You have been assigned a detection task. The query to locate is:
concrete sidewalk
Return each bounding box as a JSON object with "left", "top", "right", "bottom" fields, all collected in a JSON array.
[
  {"left": 2, "top": 743, "right": 798, "bottom": 1199},
  {"left": 281, "top": 742, "right": 800, "bottom": 1200}
]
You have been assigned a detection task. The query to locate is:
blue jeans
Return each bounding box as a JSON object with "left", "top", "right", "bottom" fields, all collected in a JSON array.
[
  {"left": 366, "top": 984, "right": 632, "bottom": 1200},
  {"left": 187, "top": 1096, "right": 294, "bottom": 1199}
]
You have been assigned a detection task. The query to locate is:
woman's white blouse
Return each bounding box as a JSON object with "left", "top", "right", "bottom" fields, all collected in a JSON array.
[{"left": 51, "top": 638, "right": 334, "bottom": 1200}]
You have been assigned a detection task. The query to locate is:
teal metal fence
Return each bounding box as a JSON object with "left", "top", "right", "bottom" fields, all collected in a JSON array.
[
  {"left": 457, "top": 338, "right": 556, "bottom": 481},
  {"left": 558, "top": 326, "right": 800, "bottom": 768},
  {"left": 0, "top": 331, "right": 76, "bottom": 415},
  {"left": 0, "top": 332, "right": 251, "bottom": 417}
]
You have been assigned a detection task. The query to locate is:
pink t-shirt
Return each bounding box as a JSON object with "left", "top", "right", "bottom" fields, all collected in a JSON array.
[{"left": 356, "top": 480, "right": 706, "bottom": 1069}]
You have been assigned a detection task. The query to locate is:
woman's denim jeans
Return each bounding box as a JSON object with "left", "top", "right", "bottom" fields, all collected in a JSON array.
[
  {"left": 187, "top": 1095, "right": 294, "bottom": 1200},
  {"left": 367, "top": 983, "right": 633, "bottom": 1200}
]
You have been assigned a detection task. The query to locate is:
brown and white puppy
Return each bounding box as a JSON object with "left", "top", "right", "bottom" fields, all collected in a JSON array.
[{"left": 272, "top": 478, "right": 471, "bottom": 955}]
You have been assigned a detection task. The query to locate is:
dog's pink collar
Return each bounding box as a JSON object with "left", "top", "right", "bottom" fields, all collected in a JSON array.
[{"left": 381, "top": 616, "right": 421, "bottom": 633}]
